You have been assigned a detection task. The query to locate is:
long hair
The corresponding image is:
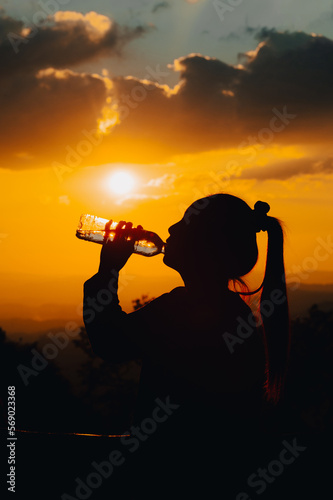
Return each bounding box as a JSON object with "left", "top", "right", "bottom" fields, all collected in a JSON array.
[
  {"left": 231, "top": 206, "right": 290, "bottom": 404},
  {"left": 258, "top": 217, "right": 290, "bottom": 404},
  {"left": 189, "top": 194, "right": 290, "bottom": 404}
]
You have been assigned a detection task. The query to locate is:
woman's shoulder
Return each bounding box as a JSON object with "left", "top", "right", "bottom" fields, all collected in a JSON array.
[
  {"left": 129, "top": 287, "right": 186, "bottom": 318},
  {"left": 150, "top": 286, "right": 187, "bottom": 305}
]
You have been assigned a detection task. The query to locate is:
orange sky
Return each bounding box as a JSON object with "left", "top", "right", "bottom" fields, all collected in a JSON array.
[{"left": 1, "top": 6, "right": 333, "bottom": 332}]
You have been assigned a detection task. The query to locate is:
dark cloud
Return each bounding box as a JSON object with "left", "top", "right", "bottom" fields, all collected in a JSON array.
[
  {"left": 0, "top": 10, "right": 149, "bottom": 168},
  {"left": 108, "top": 53, "right": 246, "bottom": 155},
  {"left": 107, "top": 68, "right": 239, "bottom": 156},
  {"left": 152, "top": 2, "right": 170, "bottom": 14},
  {"left": 0, "top": 9, "right": 23, "bottom": 40},
  {"left": 0, "top": 11, "right": 148, "bottom": 78},
  {"left": 241, "top": 158, "right": 333, "bottom": 180},
  {"left": 106, "top": 29, "right": 333, "bottom": 160},
  {"left": 218, "top": 25, "right": 258, "bottom": 41},
  {"left": 238, "top": 29, "right": 333, "bottom": 125},
  {"left": 2, "top": 22, "right": 333, "bottom": 169},
  {"left": 0, "top": 68, "right": 108, "bottom": 167},
  {"left": 173, "top": 54, "right": 241, "bottom": 97}
]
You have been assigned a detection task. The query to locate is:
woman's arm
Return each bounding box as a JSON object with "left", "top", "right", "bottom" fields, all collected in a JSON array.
[
  {"left": 83, "top": 270, "right": 141, "bottom": 362},
  {"left": 83, "top": 221, "right": 144, "bottom": 363}
]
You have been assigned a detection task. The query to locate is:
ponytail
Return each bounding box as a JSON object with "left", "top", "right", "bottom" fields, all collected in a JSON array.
[
  {"left": 260, "top": 217, "right": 290, "bottom": 404},
  {"left": 236, "top": 202, "right": 290, "bottom": 404}
]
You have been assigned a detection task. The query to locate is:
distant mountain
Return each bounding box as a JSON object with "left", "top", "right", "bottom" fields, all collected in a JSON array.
[
  {"left": 0, "top": 302, "right": 79, "bottom": 321},
  {"left": 1, "top": 283, "right": 333, "bottom": 340},
  {"left": 287, "top": 283, "right": 333, "bottom": 318},
  {"left": 0, "top": 318, "right": 84, "bottom": 342}
]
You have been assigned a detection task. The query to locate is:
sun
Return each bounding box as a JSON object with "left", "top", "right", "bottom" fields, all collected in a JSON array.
[{"left": 108, "top": 170, "right": 136, "bottom": 195}]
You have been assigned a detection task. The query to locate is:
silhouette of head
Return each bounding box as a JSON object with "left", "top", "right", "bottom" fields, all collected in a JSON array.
[
  {"left": 164, "top": 194, "right": 259, "bottom": 284},
  {"left": 165, "top": 194, "right": 290, "bottom": 404}
]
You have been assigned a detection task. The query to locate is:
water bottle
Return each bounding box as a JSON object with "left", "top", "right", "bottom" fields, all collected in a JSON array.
[{"left": 76, "top": 214, "right": 166, "bottom": 257}]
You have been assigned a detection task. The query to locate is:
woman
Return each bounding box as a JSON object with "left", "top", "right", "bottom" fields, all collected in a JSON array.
[{"left": 83, "top": 193, "right": 290, "bottom": 497}]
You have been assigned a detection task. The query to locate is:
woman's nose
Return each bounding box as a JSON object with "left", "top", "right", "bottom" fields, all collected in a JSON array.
[{"left": 168, "top": 221, "right": 182, "bottom": 235}]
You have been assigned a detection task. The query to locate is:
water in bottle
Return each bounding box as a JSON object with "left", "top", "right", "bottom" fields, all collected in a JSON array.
[{"left": 76, "top": 214, "right": 166, "bottom": 257}]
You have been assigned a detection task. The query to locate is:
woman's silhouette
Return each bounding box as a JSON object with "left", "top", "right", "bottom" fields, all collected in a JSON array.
[{"left": 83, "top": 193, "right": 290, "bottom": 497}]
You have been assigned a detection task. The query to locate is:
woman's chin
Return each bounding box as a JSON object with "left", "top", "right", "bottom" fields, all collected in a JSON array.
[
  {"left": 163, "top": 253, "right": 177, "bottom": 271},
  {"left": 162, "top": 253, "right": 171, "bottom": 267}
]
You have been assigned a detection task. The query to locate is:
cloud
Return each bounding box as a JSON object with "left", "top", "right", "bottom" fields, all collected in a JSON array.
[
  {"left": 106, "top": 55, "right": 243, "bottom": 155},
  {"left": 171, "top": 54, "right": 241, "bottom": 96},
  {"left": 115, "top": 193, "right": 169, "bottom": 206},
  {"left": 152, "top": 2, "right": 170, "bottom": 14},
  {"left": 105, "top": 29, "right": 333, "bottom": 159},
  {"left": 58, "top": 195, "right": 70, "bottom": 205},
  {"left": 146, "top": 173, "right": 179, "bottom": 187},
  {"left": 0, "top": 10, "right": 149, "bottom": 168},
  {"left": 2, "top": 20, "right": 333, "bottom": 170},
  {"left": 0, "top": 9, "right": 23, "bottom": 39},
  {"left": 241, "top": 158, "right": 333, "bottom": 180},
  {"left": 0, "top": 66, "right": 109, "bottom": 167},
  {"left": 218, "top": 25, "right": 258, "bottom": 41},
  {"left": 237, "top": 29, "right": 333, "bottom": 125},
  {"left": 1, "top": 10, "right": 148, "bottom": 77}
]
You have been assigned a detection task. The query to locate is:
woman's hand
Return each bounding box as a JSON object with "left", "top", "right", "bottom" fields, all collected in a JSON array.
[{"left": 98, "top": 220, "right": 143, "bottom": 274}]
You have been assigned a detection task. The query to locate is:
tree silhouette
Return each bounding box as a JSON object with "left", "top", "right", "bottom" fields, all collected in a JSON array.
[
  {"left": 131, "top": 294, "right": 155, "bottom": 311},
  {"left": 284, "top": 305, "right": 333, "bottom": 432},
  {"left": 0, "top": 327, "right": 87, "bottom": 433},
  {"left": 72, "top": 327, "right": 141, "bottom": 432}
]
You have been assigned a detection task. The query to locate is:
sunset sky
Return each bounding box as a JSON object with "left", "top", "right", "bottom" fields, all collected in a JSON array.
[{"left": 1, "top": 0, "right": 333, "bottom": 333}]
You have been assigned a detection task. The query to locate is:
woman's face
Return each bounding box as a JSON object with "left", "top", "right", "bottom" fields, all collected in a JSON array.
[
  {"left": 163, "top": 218, "right": 186, "bottom": 272},
  {"left": 163, "top": 205, "right": 205, "bottom": 273},
  {"left": 163, "top": 197, "right": 259, "bottom": 280}
]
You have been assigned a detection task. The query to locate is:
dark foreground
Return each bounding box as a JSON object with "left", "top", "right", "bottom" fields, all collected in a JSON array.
[{"left": 1, "top": 428, "right": 332, "bottom": 500}]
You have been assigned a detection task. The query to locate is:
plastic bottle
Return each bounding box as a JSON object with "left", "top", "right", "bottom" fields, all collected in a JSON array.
[{"left": 76, "top": 214, "right": 166, "bottom": 257}]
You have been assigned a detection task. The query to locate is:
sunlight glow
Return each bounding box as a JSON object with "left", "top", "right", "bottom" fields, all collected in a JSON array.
[{"left": 108, "top": 171, "right": 136, "bottom": 195}]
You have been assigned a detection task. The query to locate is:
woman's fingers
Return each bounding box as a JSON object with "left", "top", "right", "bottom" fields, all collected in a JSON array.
[
  {"left": 103, "top": 219, "right": 113, "bottom": 243},
  {"left": 103, "top": 220, "right": 143, "bottom": 246},
  {"left": 99, "top": 220, "right": 136, "bottom": 272},
  {"left": 123, "top": 222, "right": 134, "bottom": 242},
  {"left": 116, "top": 220, "right": 126, "bottom": 231},
  {"left": 133, "top": 224, "right": 144, "bottom": 239},
  {"left": 113, "top": 221, "right": 125, "bottom": 241},
  {"left": 114, "top": 221, "right": 133, "bottom": 241}
]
